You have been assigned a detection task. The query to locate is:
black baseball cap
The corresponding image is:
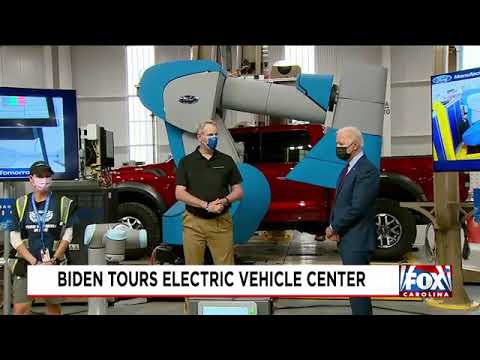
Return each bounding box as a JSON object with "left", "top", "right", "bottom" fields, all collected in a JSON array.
[{"left": 30, "top": 161, "right": 54, "bottom": 177}]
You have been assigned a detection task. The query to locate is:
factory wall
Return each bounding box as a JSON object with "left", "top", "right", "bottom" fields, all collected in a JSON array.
[
  {"left": 71, "top": 45, "right": 192, "bottom": 165},
  {"left": 71, "top": 46, "right": 130, "bottom": 167},
  {"left": 0, "top": 46, "right": 46, "bottom": 88},
  {"left": 390, "top": 46, "right": 434, "bottom": 157}
]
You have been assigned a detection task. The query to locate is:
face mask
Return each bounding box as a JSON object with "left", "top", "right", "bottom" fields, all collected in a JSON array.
[
  {"left": 336, "top": 143, "right": 352, "bottom": 161},
  {"left": 31, "top": 176, "right": 52, "bottom": 192},
  {"left": 206, "top": 135, "right": 218, "bottom": 150}
]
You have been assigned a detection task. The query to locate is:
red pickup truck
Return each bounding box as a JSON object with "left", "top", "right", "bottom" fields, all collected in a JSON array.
[{"left": 111, "top": 124, "right": 470, "bottom": 260}]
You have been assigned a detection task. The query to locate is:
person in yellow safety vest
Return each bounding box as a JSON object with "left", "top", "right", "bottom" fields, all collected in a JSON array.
[{"left": 8, "top": 161, "right": 76, "bottom": 315}]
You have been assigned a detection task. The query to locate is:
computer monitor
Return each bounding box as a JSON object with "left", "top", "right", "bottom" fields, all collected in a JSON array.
[
  {"left": 197, "top": 301, "right": 258, "bottom": 315},
  {"left": 0, "top": 87, "right": 79, "bottom": 181}
]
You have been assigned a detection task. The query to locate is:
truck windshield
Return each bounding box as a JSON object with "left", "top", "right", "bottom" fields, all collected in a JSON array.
[
  {"left": 231, "top": 132, "right": 261, "bottom": 163},
  {"left": 261, "top": 131, "right": 310, "bottom": 163},
  {"left": 232, "top": 130, "right": 311, "bottom": 164}
]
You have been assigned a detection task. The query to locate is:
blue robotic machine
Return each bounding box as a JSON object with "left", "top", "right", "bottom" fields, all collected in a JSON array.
[{"left": 138, "top": 60, "right": 387, "bottom": 250}]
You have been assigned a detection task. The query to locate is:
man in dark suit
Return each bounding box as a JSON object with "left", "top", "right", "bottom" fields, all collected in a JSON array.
[{"left": 325, "top": 126, "right": 380, "bottom": 315}]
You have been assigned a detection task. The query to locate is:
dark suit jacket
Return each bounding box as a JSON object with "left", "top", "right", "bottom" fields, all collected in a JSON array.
[{"left": 330, "top": 155, "right": 379, "bottom": 253}]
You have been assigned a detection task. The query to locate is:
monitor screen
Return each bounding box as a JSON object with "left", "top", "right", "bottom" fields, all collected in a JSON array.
[
  {"left": 197, "top": 301, "right": 257, "bottom": 315},
  {"left": 432, "top": 67, "right": 480, "bottom": 172},
  {"left": 0, "top": 87, "right": 79, "bottom": 181},
  {"left": 202, "top": 306, "right": 251, "bottom": 315}
]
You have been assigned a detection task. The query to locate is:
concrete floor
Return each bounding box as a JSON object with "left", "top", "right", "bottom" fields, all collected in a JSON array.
[
  {"left": 26, "top": 285, "right": 480, "bottom": 316},
  {"left": 21, "top": 227, "right": 480, "bottom": 316}
]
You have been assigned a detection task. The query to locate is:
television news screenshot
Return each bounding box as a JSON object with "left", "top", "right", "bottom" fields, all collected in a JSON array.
[{"left": 1, "top": 45, "right": 480, "bottom": 317}]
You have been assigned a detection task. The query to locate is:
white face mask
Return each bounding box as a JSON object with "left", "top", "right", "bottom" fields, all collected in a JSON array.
[{"left": 30, "top": 176, "right": 52, "bottom": 192}]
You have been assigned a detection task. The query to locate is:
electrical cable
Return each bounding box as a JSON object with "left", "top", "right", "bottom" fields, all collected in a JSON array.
[
  {"left": 150, "top": 246, "right": 161, "bottom": 265},
  {"left": 274, "top": 304, "right": 351, "bottom": 310},
  {"left": 64, "top": 310, "right": 89, "bottom": 315},
  {"left": 372, "top": 305, "right": 428, "bottom": 315}
]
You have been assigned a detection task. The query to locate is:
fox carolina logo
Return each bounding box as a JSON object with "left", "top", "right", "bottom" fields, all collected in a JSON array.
[{"left": 399, "top": 265, "right": 452, "bottom": 298}]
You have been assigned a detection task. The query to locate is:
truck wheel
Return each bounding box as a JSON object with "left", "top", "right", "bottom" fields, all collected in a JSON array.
[
  {"left": 118, "top": 202, "right": 162, "bottom": 256},
  {"left": 374, "top": 198, "right": 417, "bottom": 261}
]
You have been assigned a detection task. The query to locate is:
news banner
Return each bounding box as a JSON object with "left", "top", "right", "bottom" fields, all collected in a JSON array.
[{"left": 27, "top": 265, "right": 453, "bottom": 298}]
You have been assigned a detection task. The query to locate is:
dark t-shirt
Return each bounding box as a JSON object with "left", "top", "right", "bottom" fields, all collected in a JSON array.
[
  {"left": 176, "top": 147, "right": 243, "bottom": 218},
  {"left": 12, "top": 193, "right": 77, "bottom": 261}
]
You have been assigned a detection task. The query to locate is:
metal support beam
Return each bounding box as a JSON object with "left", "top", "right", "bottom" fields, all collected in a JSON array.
[{"left": 430, "top": 45, "right": 476, "bottom": 309}]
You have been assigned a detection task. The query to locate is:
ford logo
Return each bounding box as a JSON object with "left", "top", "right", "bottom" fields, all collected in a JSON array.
[
  {"left": 432, "top": 74, "right": 452, "bottom": 84},
  {"left": 178, "top": 95, "right": 199, "bottom": 104}
]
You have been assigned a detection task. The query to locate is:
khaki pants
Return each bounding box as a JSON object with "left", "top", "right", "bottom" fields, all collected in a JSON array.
[
  {"left": 183, "top": 210, "right": 234, "bottom": 265},
  {"left": 12, "top": 276, "right": 63, "bottom": 305}
]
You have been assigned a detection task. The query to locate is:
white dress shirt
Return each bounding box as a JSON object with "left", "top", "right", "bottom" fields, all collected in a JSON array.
[{"left": 347, "top": 150, "right": 364, "bottom": 174}]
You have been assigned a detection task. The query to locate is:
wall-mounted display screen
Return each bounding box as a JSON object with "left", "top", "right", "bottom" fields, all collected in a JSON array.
[
  {"left": 0, "top": 87, "right": 79, "bottom": 181},
  {"left": 432, "top": 67, "right": 480, "bottom": 172}
]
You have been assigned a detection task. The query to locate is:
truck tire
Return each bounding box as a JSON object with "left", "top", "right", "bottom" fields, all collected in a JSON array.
[
  {"left": 118, "top": 202, "right": 162, "bottom": 256},
  {"left": 374, "top": 198, "right": 417, "bottom": 261}
]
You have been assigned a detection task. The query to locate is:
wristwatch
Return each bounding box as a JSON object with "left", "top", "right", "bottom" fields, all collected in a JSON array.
[{"left": 205, "top": 202, "right": 210, "bottom": 212}]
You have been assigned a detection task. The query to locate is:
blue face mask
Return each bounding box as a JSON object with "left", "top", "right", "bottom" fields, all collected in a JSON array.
[{"left": 207, "top": 135, "right": 218, "bottom": 150}]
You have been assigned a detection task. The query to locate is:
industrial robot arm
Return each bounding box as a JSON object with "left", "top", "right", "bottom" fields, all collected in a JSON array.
[{"left": 138, "top": 60, "right": 387, "bottom": 246}]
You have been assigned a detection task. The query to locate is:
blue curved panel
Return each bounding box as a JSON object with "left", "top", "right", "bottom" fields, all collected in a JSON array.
[
  {"left": 296, "top": 74, "right": 334, "bottom": 111},
  {"left": 162, "top": 163, "right": 271, "bottom": 246},
  {"left": 162, "top": 201, "right": 185, "bottom": 245},
  {"left": 138, "top": 60, "right": 226, "bottom": 119},
  {"left": 286, "top": 128, "right": 382, "bottom": 188},
  {"left": 232, "top": 163, "right": 271, "bottom": 244},
  {"left": 164, "top": 121, "right": 186, "bottom": 167}
]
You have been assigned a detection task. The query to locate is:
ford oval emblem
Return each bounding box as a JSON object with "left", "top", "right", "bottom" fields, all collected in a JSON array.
[
  {"left": 432, "top": 74, "right": 452, "bottom": 84},
  {"left": 178, "top": 95, "right": 199, "bottom": 104}
]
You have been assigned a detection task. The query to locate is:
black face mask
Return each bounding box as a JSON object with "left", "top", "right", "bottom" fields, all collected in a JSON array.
[{"left": 336, "top": 146, "right": 350, "bottom": 161}]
